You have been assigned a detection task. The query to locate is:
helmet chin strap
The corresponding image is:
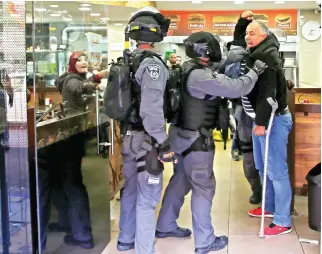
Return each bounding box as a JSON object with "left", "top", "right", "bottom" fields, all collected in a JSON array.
[
  {"left": 197, "top": 57, "right": 210, "bottom": 66},
  {"left": 136, "top": 41, "right": 155, "bottom": 48}
]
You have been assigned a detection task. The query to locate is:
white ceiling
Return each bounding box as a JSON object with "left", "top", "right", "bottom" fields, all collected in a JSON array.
[
  {"left": 158, "top": 1, "right": 320, "bottom": 11},
  {"left": 26, "top": 1, "right": 320, "bottom": 23}
]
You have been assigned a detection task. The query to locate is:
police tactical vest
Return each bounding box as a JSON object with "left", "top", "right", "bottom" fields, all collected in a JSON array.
[{"left": 176, "top": 59, "right": 220, "bottom": 131}]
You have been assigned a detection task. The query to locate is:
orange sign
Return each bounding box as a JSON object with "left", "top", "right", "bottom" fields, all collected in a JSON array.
[{"left": 161, "top": 10, "right": 297, "bottom": 36}]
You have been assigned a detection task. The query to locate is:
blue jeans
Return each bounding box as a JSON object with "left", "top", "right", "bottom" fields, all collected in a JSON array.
[{"left": 252, "top": 113, "right": 293, "bottom": 227}]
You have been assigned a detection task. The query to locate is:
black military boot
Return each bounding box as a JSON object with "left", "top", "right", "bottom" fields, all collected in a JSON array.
[{"left": 249, "top": 191, "right": 262, "bottom": 205}]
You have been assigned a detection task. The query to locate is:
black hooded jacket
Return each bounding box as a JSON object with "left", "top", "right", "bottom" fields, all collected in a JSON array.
[{"left": 245, "top": 33, "right": 288, "bottom": 126}]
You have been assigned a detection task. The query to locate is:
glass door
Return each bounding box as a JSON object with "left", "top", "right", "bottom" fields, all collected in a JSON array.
[{"left": 28, "top": 1, "right": 112, "bottom": 253}]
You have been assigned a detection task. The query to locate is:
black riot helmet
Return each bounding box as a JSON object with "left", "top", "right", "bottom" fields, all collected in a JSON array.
[
  {"left": 184, "top": 32, "right": 222, "bottom": 62},
  {"left": 126, "top": 6, "right": 170, "bottom": 43}
]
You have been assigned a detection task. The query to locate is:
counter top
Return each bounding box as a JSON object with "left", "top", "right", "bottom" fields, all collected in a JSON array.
[{"left": 36, "top": 111, "right": 91, "bottom": 128}]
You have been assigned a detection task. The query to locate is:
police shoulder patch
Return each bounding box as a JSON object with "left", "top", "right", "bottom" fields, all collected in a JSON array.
[{"left": 146, "top": 64, "right": 160, "bottom": 81}]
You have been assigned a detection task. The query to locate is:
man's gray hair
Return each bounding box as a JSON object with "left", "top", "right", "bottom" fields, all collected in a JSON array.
[{"left": 253, "top": 21, "right": 270, "bottom": 35}]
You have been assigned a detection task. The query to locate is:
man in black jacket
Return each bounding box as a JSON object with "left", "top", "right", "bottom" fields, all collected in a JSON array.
[
  {"left": 226, "top": 11, "right": 262, "bottom": 205},
  {"left": 242, "top": 19, "right": 293, "bottom": 236}
]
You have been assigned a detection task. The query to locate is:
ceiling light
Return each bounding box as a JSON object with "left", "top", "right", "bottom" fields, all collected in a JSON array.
[
  {"left": 50, "top": 13, "right": 61, "bottom": 17},
  {"left": 233, "top": 0, "right": 244, "bottom": 4},
  {"left": 114, "top": 23, "right": 123, "bottom": 26},
  {"left": 63, "top": 17, "right": 73, "bottom": 21},
  {"left": 81, "top": 3, "right": 91, "bottom": 7},
  {"left": 49, "top": 5, "right": 59, "bottom": 8},
  {"left": 90, "top": 13, "right": 101, "bottom": 17},
  {"left": 79, "top": 7, "right": 90, "bottom": 11},
  {"left": 34, "top": 8, "right": 47, "bottom": 12},
  {"left": 275, "top": 0, "right": 285, "bottom": 3},
  {"left": 100, "top": 17, "right": 110, "bottom": 20},
  {"left": 191, "top": 0, "right": 202, "bottom": 3}
]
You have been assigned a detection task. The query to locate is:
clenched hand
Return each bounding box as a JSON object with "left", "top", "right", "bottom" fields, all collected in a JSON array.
[{"left": 241, "top": 10, "right": 254, "bottom": 20}]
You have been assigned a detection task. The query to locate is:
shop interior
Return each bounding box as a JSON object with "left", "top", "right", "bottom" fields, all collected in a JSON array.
[{"left": 0, "top": 1, "right": 321, "bottom": 254}]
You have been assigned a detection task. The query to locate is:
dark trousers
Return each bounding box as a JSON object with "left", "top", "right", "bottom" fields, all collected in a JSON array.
[
  {"left": 99, "top": 121, "right": 110, "bottom": 153},
  {"left": 231, "top": 119, "right": 241, "bottom": 152},
  {"left": 38, "top": 158, "right": 92, "bottom": 250}
]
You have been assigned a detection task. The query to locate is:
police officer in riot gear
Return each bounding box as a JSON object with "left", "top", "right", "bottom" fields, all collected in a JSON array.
[
  {"left": 156, "top": 32, "right": 268, "bottom": 253},
  {"left": 117, "top": 7, "right": 176, "bottom": 254}
]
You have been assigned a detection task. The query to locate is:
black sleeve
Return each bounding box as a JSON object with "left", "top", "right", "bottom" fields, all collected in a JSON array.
[
  {"left": 233, "top": 17, "right": 253, "bottom": 41},
  {"left": 66, "top": 78, "right": 85, "bottom": 95},
  {"left": 255, "top": 68, "right": 277, "bottom": 126}
]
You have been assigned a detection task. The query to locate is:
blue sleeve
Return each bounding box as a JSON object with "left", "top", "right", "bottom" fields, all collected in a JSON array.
[{"left": 225, "top": 62, "right": 241, "bottom": 79}]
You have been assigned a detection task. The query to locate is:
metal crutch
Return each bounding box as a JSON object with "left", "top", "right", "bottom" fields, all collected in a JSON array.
[{"left": 259, "top": 97, "right": 278, "bottom": 238}]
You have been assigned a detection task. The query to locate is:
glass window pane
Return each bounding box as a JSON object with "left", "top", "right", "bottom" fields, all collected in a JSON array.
[{"left": 28, "top": 2, "right": 111, "bottom": 253}]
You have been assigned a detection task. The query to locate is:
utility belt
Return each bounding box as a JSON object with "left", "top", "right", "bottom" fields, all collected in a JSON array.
[
  {"left": 120, "top": 122, "right": 144, "bottom": 137},
  {"left": 125, "top": 123, "right": 145, "bottom": 136},
  {"left": 182, "top": 127, "right": 215, "bottom": 157}
]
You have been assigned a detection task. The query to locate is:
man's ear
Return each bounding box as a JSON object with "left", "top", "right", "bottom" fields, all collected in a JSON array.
[{"left": 260, "top": 31, "right": 268, "bottom": 39}]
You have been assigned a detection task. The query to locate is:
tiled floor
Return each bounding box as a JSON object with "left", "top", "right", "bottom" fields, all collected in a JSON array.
[{"left": 102, "top": 141, "right": 321, "bottom": 254}]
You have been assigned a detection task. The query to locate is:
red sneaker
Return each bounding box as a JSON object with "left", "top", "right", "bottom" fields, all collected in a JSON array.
[
  {"left": 248, "top": 207, "right": 274, "bottom": 218},
  {"left": 264, "top": 223, "right": 293, "bottom": 236}
]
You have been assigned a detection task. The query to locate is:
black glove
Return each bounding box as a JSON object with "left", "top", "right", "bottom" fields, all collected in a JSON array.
[
  {"left": 251, "top": 60, "right": 268, "bottom": 75},
  {"left": 158, "top": 139, "right": 178, "bottom": 163},
  {"left": 82, "top": 82, "right": 96, "bottom": 94},
  {"left": 8, "top": 95, "right": 13, "bottom": 107},
  {"left": 236, "top": 49, "right": 247, "bottom": 56}
]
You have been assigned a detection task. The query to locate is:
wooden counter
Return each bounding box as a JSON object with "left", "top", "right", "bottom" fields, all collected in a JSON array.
[
  {"left": 29, "top": 88, "right": 61, "bottom": 107},
  {"left": 108, "top": 121, "right": 124, "bottom": 198},
  {"left": 288, "top": 88, "right": 321, "bottom": 204}
]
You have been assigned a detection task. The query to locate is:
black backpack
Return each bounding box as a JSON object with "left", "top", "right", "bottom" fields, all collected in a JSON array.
[
  {"left": 103, "top": 51, "right": 169, "bottom": 124},
  {"left": 103, "top": 60, "right": 132, "bottom": 122}
]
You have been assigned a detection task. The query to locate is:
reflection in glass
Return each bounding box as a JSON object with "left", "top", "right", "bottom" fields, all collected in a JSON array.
[
  {"left": 1, "top": 1, "right": 33, "bottom": 253},
  {"left": 28, "top": 2, "right": 111, "bottom": 253}
]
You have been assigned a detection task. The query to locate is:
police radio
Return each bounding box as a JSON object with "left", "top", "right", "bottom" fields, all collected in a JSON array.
[{"left": 123, "top": 25, "right": 135, "bottom": 67}]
